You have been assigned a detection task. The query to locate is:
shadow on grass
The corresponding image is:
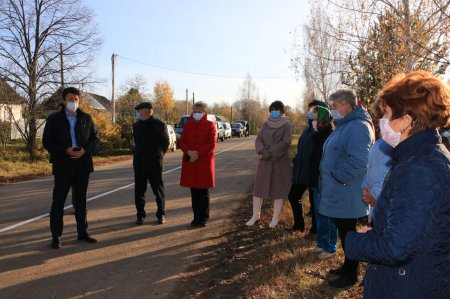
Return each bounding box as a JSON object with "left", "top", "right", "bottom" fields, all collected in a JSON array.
[{"left": 170, "top": 196, "right": 365, "bottom": 299}]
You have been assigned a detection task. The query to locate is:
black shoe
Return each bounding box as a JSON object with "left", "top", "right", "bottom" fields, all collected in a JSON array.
[
  {"left": 77, "top": 234, "right": 97, "bottom": 243},
  {"left": 51, "top": 237, "right": 61, "bottom": 249},
  {"left": 328, "top": 274, "right": 357, "bottom": 288},
  {"left": 191, "top": 219, "right": 208, "bottom": 227},
  {"left": 329, "top": 266, "right": 346, "bottom": 276},
  {"left": 135, "top": 217, "right": 144, "bottom": 225},
  {"left": 158, "top": 216, "right": 166, "bottom": 224}
]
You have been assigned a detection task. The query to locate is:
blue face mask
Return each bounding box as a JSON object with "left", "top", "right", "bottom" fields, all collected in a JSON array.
[
  {"left": 135, "top": 111, "right": 141, "bottom": 120},
  {"left": 330, "top": 109, "right": 344, "bottom": 120},
  {"left": 271, "top": 111, "right": 281, "bottom": 118},
  {"left": 307, "top": 111, "right": 314, "bottom": 120}
]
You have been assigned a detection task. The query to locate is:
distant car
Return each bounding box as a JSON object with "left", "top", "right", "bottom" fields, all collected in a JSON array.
[
  {"left": 231, "top": 123, "right": 244, "bottom": 137},
  {"left": 223, "top": 122, "right": 232, "bottom": 139},
  {"left": 233, "top": 120, "right": 249, "bottom": 137},
  {"left": 216, "top": 121, "right": 225, "bottom": 142},
  {"left": 176, "top": 114, "right": 217, "bottom": 136},
  {"left": 166, "top": 124, "right": 177, "bottom": 152}
]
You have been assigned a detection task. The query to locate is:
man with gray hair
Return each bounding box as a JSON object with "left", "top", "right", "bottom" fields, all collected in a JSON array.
[{"left": 318, "top": 88, "right": 374, "bottom": 288}]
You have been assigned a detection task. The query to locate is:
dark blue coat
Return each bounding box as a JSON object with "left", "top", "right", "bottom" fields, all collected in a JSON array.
[
  {"left": 345, "top": 129, "right": 450, "bottom": 299},
  {"left": 292, "top": 124, "right": 314, "bottom": 185}
]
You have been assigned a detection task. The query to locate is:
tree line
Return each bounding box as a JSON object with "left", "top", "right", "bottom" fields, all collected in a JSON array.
[{"left": 291, "top": 0, "right": 449, "bottom": 110}]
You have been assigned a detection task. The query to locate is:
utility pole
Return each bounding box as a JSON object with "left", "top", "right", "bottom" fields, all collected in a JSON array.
[
  {"left": 185, "top": 89, "right": 188, "bottom": 115},
  {"left": 60, "top": 43, "right": 64, "bottom": 88},
  {"left": 111, "top": 53, "right": 117, "bottom": 123},
  {"left": 192, "top": 92, "right": 195, "bottom": 105}
]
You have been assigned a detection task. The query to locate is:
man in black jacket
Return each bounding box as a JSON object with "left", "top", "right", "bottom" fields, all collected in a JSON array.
[
  {"left": 133, "top": 102, "right": 170, "bottom": 225},
  {"left": 43, "top": 87, "right": 99, "bottom": 249}
]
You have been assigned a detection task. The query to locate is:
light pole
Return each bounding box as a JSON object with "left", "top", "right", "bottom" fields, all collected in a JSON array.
[{"left": 185, "top": 89, "right": 188, "bottom": 115}]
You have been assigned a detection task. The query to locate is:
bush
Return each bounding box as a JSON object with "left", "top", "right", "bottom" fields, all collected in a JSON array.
[{"left": 79, "top": 99, "right": 122, "bottom": 155}]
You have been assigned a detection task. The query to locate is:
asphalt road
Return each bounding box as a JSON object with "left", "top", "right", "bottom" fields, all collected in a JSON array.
[{"left": 0, "top": 136, "right": 257, "bottom": 299}]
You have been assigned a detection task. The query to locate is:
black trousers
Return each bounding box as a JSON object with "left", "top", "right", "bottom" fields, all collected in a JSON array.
[
  {"left": 50, "top": 173, "right": 90, "bottom": 238},
  {"left": 332, "top": 217, "right": 359, "bottom": 274},
  {"left": 134, "top": 171, "right": 165, "bottom": 219},
  {"left": 288, "top": 184, "right": 316, "bottom": 232},
  {"left": 190, "top": 188, "right": 210, "bottom": 222}
]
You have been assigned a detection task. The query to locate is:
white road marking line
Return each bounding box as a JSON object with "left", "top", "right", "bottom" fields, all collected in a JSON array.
[{"left": 0, "top": 139, "right": 254, "bottom": 233}]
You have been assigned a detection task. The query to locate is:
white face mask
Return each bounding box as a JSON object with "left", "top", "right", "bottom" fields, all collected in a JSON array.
[
  {"left": 379, "top": 118, "right": 401, "bottom": 147},
  {"left": 193, "top": 112, "right": 204, "bottom": 121},
  {"left": 330, "top": 109, "right": 344, "bottom": 120},
  {"left": 65, "top": 101, "right": 79, "bottom": 113}
]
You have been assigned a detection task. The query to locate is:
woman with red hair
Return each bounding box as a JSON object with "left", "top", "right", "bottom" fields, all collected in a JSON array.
[{"left": 345, "top": 71, "right": 450, "bottom": 298}]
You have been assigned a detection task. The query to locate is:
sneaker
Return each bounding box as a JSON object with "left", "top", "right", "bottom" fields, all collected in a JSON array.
[
  {"left": 51, "top": 237, "right": 61, "bottom": 249},
  {"left": 157, "top": 216, "right": 166, "bottom": 224},
  {"left": 308, "top": 246, "right": 324, "bottom": 253},
  {"left": 318, "top": 251, "right": 336, "bottom": 259},
  {"left": 135, "top": 217, "right": 144, "bottom": 225}
]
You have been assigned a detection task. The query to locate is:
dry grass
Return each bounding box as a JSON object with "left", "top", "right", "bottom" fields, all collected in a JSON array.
[{"left": 0, "top": 142, "right": 131, "bottom": 185}]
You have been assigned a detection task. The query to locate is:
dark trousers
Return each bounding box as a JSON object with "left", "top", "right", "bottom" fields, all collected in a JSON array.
[
  {"left": 134, "top": 171, "right": 165, "bottom": 219},
  {"left": 288, "top": 184, "right": 316, "bottom": 232},
  {"left": 332, "top": 217, "right": 359, "bottom": 274},
  {"left": 190, "top": 188, "right": 210, "bottom": 222},
  {"left": 50, "top": 173, "right": 90, "bottom": 238}
]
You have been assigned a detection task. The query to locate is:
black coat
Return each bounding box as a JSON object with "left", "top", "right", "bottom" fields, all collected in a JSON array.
[
  {"left": 133, "top": 116, "right": 169, "bottom": 175},
  {"left": 292, "top": 125, "right": 314, "bottom": 185},
  {"left": 43, "top": 108, "right": 99, "bottom": 175},
  {"left": 309, "top": 124, "right": 332, "bottom": 188}
]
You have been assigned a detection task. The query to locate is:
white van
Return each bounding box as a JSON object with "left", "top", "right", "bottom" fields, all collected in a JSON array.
[{"left": 175, "top": 114, "right": 217, "bottom": 136}]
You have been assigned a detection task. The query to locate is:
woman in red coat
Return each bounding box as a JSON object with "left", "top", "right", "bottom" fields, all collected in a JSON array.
[{"left": 179, "top": 101, "right": 217, "bottom": 227}]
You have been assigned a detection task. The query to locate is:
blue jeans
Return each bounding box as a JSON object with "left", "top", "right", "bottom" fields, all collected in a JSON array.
[{"left": 313, "top": 188, "right": 338, "bottom": 253}]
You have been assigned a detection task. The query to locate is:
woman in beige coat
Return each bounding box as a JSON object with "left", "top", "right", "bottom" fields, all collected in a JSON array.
[{"left": 246, "top": 101, "right": 292, "bottom": 228}]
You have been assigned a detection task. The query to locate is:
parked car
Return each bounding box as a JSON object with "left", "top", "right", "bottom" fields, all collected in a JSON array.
[
  {"left": 176, "top": 114, "right": 217, "bottom": 136},
  {"left": 231, "top": 123, "right": 244, "bottom": 137},
  {"left": 216, "top": 121, "right": 225, "bottom": 142},
  {"left": 223, "top": 122, "right": 232, "bottom": 139},
  {"left": 233, "top": 120, "right": 249, "bottom": 137},
  {"left": 166, "top": 124, "right": 177, "bottom": 152}
]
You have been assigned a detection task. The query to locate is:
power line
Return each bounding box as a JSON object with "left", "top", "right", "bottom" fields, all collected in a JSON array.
[{"left": 116, "top": 55, "right": 295, "bottom": 79}]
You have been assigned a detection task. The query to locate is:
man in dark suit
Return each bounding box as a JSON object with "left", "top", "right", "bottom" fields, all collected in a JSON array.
[
  {"left": 43, "top": 87, "right": 99, "bottom": 249},
  {"left": 133, "top": 102, "right": 170, "bottom": 225}
]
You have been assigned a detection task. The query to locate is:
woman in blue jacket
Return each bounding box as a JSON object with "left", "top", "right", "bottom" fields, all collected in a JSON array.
[
  {"left": 345, "top": 71, "right": 450, "bottom": 298},
  {"left": 318, "top": 89, "right": 374, "bottom": 288}
]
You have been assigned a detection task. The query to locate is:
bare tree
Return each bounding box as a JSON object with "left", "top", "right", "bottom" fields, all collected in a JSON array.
[
  {"left": 120, "top": 74, "right": 149, "bottom": 96},
  {"left": 291, "top": 2, "right": 345, "bottom": 104},
  {"left": 0, "top": 0, "right": 101, "bottom": 160},
  {"left": 233, "top": 74, "right": 267, "bottom": 133}
]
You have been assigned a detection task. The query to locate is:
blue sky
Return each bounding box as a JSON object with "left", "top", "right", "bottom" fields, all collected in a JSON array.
[{"left": 87, "top": 0, "right": 309, "bottom": 108}]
